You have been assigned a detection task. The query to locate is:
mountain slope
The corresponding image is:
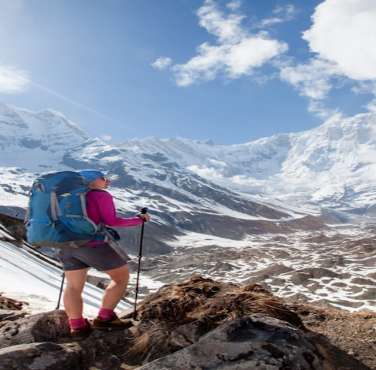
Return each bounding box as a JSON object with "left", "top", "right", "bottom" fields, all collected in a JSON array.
[
  {"left": 0, "top": 103, "right": 305, "bottom": 255},
  {"left": 0, "top": 103, "right": 88, "bottom": 170},
  {"left": 120, "top": 112, "right": 376, "bottom": 215},
  {"left": 2, "top": 102, "right": 375, "bottom": 252}
]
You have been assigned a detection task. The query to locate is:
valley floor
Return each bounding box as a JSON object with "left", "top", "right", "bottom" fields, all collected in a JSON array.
[
  {"left": 1, "top": 222, "right": 375, "bottom": 316},
  {"left": 139, "top": 224, "right": 376, "bottom": 313}
]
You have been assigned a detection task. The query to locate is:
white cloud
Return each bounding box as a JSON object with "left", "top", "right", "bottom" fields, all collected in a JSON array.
[
  {"left": 151, "top": 57, "right": 172, "bottom": 70},
  {"left": 273, "top": 4, "right": 296, "bottom": 17},
  {"left": 100, "top": 134, "right": 112, "bottom": 142},
  {"left": 303, "top": 0, "right": 376, "bottom": 81},
  {"left": 174, "top": 36, "right": 286, "bottom": 87},
  {"left": 367, "top": 99, "right": 376, "bottom": 113},
  {"left": 351, "top": 81, "right": 375, "bottom": 95},
  {"left": 278, "top": 0, "right": 376, "bottom": 117},
  {"left": 258, "top": 4, "right": 297, "bottom": 28},
  {"left": 364, "top": 83, "right": 376, "bottom": 112},
  {"left": 226, "top": 0, "right": 241, "bottom": 11},
  {"left": 197, "top": 0, "right": 245, "bottom": 43},
  {"left": 167, "top": 0, "right": 287, "bottom": 86},
  {"left": 0, "top": 65, "right": 30, "bottom": 94},
  {"left": 279, "top": 58, "right": 339, "bottom": 100},
  {"left": 173, "top": 43, "right": 225, "bottom": 86},
  {"left": 278, "top": 58, "right": 342, "bottom": 118},
  {"left": 226, "top": 37, "right": 288, "bottom": 77},
  {"left": 307, "top": 100, "right": 338, "bottom": 119}
]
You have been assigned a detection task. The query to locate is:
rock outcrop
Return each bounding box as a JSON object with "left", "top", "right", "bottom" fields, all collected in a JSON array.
[
  {"left": 0, "top": 310, "right": 69, "bottom": 349},
  {"left": 138, "top": 315, "right": 322, "bottom": 370},
  {"left": 0, "top": 213, "right": 26, "bottom": 242},
  {"left": 0, "top": 275, "right": 374, "bottom": 370}
]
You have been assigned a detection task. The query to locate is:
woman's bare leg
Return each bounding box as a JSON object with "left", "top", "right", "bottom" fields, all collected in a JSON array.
[
  {"left": 102, "top": 264, "right": 129, "bottom": 309},
  {"left": 63, "top": 268, "right": 89, "bottom": 319}
]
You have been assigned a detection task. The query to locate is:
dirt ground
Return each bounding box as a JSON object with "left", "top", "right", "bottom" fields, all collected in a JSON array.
[{"left": 288, "top": 302, "right": 376, "bottom": 370}]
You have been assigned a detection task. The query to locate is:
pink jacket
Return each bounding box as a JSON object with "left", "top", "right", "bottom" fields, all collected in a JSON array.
[{"left": 86, "top": 190, "right": 143, "bottom": 245}]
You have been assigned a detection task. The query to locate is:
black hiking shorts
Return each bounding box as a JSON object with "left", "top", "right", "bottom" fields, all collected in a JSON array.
[{"left": 58, "top": 243, "right": 129, "bottom": 272}]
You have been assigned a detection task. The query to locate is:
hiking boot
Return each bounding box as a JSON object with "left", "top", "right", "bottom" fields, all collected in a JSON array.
[
  {"left": 70, "top": 319, "right": 93, "bottom": 339},
  {"left": 92, "top": 314, "right": 133, "bottom": 330}
]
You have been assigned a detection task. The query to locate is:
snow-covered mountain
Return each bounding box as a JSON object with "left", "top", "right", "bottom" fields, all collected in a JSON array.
[
  {"left": 0, "top": 103, "right": 88, "bottom": 170},
  {"left": 1, "top": 103, "right": 313, "bottom": 254},
  {"left": 1, "top": 102, "right": 376, "bottom": 248},
  {"left": 122, "top": 112, "right": 376, "bottom": 216},
  {"left": 1, "top": 102, "right": 376, "bottom": 220}
]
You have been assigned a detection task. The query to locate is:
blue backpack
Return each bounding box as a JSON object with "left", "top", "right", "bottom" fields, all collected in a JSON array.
[{"left": 26, "top": 171, "right": 104, "bottom": 248}]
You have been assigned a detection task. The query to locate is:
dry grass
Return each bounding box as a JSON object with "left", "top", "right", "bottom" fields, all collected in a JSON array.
[{"left": 124, "top": 274, "right": 303, "bottom": 365}]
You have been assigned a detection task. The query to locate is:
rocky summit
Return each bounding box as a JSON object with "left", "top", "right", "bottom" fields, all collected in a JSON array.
[{"left": 0, "top": 275, "right": 375, "bottom": 370}]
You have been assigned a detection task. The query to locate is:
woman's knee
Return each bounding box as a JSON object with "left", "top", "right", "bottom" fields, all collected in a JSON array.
[
  {"left": 105, "top": 264, "right": 129, "bottom": 284},
  {"left": 64, "top": 281, "right": 85, "bottom": 298}
]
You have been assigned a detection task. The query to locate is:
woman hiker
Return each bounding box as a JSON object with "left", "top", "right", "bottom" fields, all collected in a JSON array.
[{"left": 58, "top": 170, "right": 150, "bottom": 337}]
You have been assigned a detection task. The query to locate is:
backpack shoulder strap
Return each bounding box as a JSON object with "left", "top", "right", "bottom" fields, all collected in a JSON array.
[{"left": 50, "top": 191, "right": 60, "bottom": 221}]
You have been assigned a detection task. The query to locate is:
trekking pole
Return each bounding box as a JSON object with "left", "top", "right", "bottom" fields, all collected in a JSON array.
[
  {"left": 56, "top": 272, "right": 65, "bottom": 310},
  {"left": 133, "top": 207, "right": 148, "bottom": 319}
]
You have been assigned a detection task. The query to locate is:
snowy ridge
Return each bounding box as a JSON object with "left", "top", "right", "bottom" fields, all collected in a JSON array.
[
  {"left": 0, "top": 103, "right": 89, "bottom": 207},
  {"left": 2, "top": 102, "right": 376, "bottom": 216},
  {"left": 0, "top": 103, "right": 88, "bottom": 170},
  {"left": 0, "top": 103, "right": 301, "bottom": 258},
  {"left": 122, "top": 112, "right": 376, "bottom": 214},
  {"left": 1, "top": 102, "right": 376, "bottom": 231}
]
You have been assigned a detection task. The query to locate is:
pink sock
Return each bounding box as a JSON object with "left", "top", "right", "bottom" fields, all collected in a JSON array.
[
  {"left": 98, "top": 307, "right": 116, "bottom": 321},
  {"left": 69, "top": 317, "right": 87, "bottom": 330}
]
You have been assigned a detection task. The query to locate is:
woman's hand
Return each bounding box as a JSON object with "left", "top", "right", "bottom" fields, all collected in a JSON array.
[{"left": 139, "top": 213, "right": 151, "bottom": 222}]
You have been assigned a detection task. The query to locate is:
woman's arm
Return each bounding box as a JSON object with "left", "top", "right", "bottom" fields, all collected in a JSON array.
[{"left": 92, "top": 191, "right": 144, "bottom": 227}]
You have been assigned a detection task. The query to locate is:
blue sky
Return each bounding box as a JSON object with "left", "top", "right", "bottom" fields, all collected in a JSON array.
[{"left": 0, "top": 0, "right": 375, "bottom": 144}]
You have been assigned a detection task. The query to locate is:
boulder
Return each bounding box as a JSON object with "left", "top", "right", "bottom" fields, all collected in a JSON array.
[
  {"left": 138, "top": 315, "right": 324, "bottom": 370},
  {"left": 0, "top": 310, "right": 69, "bottom": 349},
  {"left": 0, "top": 333, "right": 129, "bottom": 370},
  {"left": 0, "top": 309, "right": 26, "bottom": 322},
  {"left": 0, "top": 342, "right": 82, "bottom": 370}
]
